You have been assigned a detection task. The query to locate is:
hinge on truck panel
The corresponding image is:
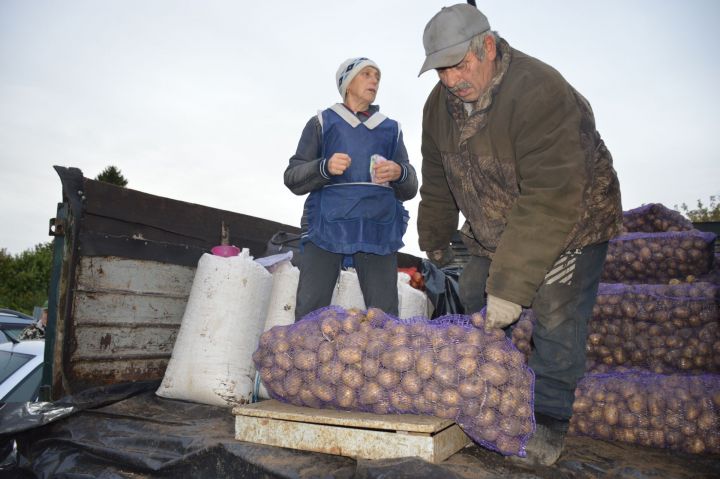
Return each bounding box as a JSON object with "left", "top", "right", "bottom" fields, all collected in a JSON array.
[{"left": 49, "top": 217, "right": 65, "bottom": 237}]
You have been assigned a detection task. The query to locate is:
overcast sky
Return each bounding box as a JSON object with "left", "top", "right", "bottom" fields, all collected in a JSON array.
[{"left": 1, "top": 0, "right": 718, "bottom": 257}]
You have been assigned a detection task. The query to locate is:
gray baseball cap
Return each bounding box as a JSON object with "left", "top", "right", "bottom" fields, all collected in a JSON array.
[{"left": 419, "top": 4, "right": 491, "bottom": 76}]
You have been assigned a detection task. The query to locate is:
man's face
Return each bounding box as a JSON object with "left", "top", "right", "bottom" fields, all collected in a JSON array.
[
  {"left": 436, "top": 39, "right": 496, "bottom": 103},
  {"left": 345, "top": 66, "right": 380, "bottom": 105}
]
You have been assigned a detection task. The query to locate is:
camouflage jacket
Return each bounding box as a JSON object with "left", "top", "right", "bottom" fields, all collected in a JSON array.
[
  {"left": 418, "top": 39, "right": 622, "bottom": 306},
  {"left": 20, "top": 324, "right": 45, "bottom": 340}
]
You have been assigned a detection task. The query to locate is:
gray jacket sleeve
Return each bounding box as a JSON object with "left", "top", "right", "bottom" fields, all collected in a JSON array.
[
  {"left": 284, "top": 116, "right": 330, "bottom": 196},
  {"left": 390, "top": 130, "right": 418, "bottom": 201}
]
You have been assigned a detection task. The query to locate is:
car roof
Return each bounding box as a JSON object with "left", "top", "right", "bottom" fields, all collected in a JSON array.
[
  {"left": 0, "top": 309, "right": 35, "bottom": 324},
  {"left": 0, "top": 339, "right": 45, "bottom": 355}
]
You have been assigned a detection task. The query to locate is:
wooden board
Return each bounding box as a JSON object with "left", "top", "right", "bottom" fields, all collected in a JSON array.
[{"left": 233, "top": 400, "right": 471, "bottom": 463}]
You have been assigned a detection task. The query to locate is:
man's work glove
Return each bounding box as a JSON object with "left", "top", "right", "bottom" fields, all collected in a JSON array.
[
  {"left": 485, "top": 294, "right": 522, "bottom": 331},
  {"left": 426, "top": 247, "right": 454, "bottom": 268}
]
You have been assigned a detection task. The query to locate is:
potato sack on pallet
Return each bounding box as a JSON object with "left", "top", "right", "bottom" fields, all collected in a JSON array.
[
  {"left": 569, "top": 372, "right": 720, "bottom": 455},
  {"left": 602, "top": 230, "right": 716, "bottom": 284},
  {"left": 587, "top": 282, "right": 720, "bottom": 374},
  {"left": 621, "top": 203, "right": 693, "bottom": 234},
  {"left": 252, "top": 306, "right": 535, "bottom": 457}
]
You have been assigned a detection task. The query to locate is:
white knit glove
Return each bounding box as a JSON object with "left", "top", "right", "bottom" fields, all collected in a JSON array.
[{"left": 485, "top": 294, "right": 522, "bottom": 330}]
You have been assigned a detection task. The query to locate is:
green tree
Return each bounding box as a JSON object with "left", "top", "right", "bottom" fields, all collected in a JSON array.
[
  {"left": 675, "top": 195, "right": 720, "bottom": 222},
  {"left": 0, "top": 242, "right": 53, "bottom": 314},
  {"left": 95, "top": 165, "right": 128, "bottom": 187}
]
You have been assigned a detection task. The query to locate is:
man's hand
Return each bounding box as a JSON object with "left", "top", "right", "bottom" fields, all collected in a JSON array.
[
  {"left": 485, "top": 294, "right": 522, "bottom": 331},
  {"left": 328, "top": 153, "right": 351, "bottom": 176},
  {"left": 426, "top": 247, "right": 454, "bottom": 268}
]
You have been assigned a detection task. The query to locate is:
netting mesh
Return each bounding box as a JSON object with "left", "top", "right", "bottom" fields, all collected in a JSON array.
[
  {"left": 253, "top": 306, "right": 535, "bottom": 456},
  {"left": 602, "top": 231, "right": 716, "bottom": 284},
  {"left": 569, "top": 372, "right": 720, "bottom": 455},
  {"left": 621, "top": 203, "right": 693, "bottom": 234},
  {"left": 588, "top": 282, "right": 719, "bottom": 374}
]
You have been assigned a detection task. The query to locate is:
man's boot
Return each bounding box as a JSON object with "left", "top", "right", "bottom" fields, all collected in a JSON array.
[{"left": 508, "top": 412, "right": 568, "bottom": 467}]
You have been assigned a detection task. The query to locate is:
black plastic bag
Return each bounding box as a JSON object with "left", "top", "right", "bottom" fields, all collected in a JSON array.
[
  {"left": 263, "top": 231, "right": 302, "bottom": 267},
  {"left": 421, "top": 259, "right": 464, "bottom": 318}
]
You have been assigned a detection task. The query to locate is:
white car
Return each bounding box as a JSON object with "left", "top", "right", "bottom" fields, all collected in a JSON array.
[{"left": 0, "top": 339, "right": 45, "bottom": 402}]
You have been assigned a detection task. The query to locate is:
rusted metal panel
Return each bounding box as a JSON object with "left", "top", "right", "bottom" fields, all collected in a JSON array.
[
  {"left": 77, "top": 257, "right": 195, "bottom": 296},
  {"left": 66, "top": 257, "right": 195, "bottom": 386},
  {"left": 70, "top": 358, "right": 170, "bottom": 386},
  {"left": 234, "top": 400, "right": 471, "bottom": 463}
]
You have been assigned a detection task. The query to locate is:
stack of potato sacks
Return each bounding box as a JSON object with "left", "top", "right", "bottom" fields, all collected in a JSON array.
[{"left": 514, "top": 204, "right": 719, "bottom": 454}]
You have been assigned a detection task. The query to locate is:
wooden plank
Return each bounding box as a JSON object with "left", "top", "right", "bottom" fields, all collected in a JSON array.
[
  {"left": 233, "top": 400, "right": 471, "bottom": 463},
  {"left": 234, "top": 400, "right": 453, "bottom": 433}
]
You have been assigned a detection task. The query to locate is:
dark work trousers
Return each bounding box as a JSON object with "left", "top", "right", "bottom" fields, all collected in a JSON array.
[
  {"left": 458, "top": 242, "right": 609, "bottom": 420},
  {"left": 295, "top": 241, "right": 399, "bottom": 321}
]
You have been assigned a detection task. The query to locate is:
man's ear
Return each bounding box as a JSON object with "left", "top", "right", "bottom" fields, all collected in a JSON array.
[{"left": 485, "top": 35, "right": 497, "bottom": 62}]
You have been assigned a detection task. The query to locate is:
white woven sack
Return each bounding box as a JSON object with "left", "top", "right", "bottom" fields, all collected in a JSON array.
[
  {"left": 262, "top": 260, "right": 299, "bottom": 332},
  {"left": 331, "top": 268, "right": 366, "bottom": 310},
  {"left": 397, "top": 272, "right": 432, "bottom": 319},
  {"left": 157, "top": 249, "right": 272, "bottom": 406},
  {"left": 331, "top": 269, "right": 431, "bottom": 320},
  {"left": 256, "top": 260, "right": 299, "bottom": 400}
]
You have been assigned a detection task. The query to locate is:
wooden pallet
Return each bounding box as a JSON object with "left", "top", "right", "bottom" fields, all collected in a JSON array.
[{"left": 233, "top": 399, "right": 471, "bottom": 463}]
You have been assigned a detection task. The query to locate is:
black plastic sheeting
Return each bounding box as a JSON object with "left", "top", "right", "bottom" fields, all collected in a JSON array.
[
  {"left": 0, "top": 382, "right": 475, "bottom": 478},
  {"left": 2, "top": 382, "right": 720, "bottom": 478}
]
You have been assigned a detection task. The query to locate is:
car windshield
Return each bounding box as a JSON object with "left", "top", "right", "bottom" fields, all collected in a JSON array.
[
  {"left": 1, "top": 328, "right": 25, "bottom": 343},
  {"left": 0, "top": 350, "right": 33, "bottom": 383}
]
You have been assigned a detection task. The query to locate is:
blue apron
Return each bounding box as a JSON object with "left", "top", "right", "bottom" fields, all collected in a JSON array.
[{"left": 303, "top": 105, "right": 409, "bottom": 256}]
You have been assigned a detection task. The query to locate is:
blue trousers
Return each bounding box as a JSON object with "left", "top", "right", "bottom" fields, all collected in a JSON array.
[
  {"left": 295, "top": 241, "right": 399, "bottom": 321},
  {"left": 458, "top": 242, "right": 609, "bottom": 420}
]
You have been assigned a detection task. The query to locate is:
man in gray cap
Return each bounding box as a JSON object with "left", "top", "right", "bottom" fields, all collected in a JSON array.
[{"left": 417, "top": 3, "right": 622, "bottom": 466}]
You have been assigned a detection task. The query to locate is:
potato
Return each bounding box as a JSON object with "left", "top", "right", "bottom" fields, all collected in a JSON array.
[
  {"left": 415, "top": 352, "right": 435, "bottom": 380},
  {"left": 376, "top": 368, "right": 400, "bottom": 389},
  {"left": 359, "top": 381, "right": 383, "bottom": 405},
  {"left": 381, "top": 346, "right": 413, "bottom": 372},
  {"left": 336, "top": 384, "right": 357, "bottom": 409},
  {"left": 477, "top": 362, "right": 509, "bottom": 387},
  {"left": 457, "top": 356, "right": 478, "bottom": 377},
  {"left": 341, "top": 366, "right": 364, "bottom": 389},
  {"left": 274, "top": 353, "right": 293, "bottom": 371},
  {"left": 272, "top": 338, "right": 291, "bottom": 354},
  {"left": 458, "top": 377, "right": 485, "bottom": 399},
  {"left": 361, "top": 357, "right": 380, "bottom": 378},
  {"left": 317, "top": 341, "right": 335, "bottom": 363},
  {"left": 389, "top": 390, "right": 413, "bottom": 411},
  {"left": 400, "top": 371, "right": 423, "bottom": 396},
  {"left": 310, "top": 382, "right": 335, "bottom": 403},
  {"left": 434, "top": 363, "right": 457, "bottom": 388},
  {"left": 338, "top": 346, "right": 362, "bottom": 365},
  {"left": 441, "top": 388, "right": 461, "bottom": 407},
  {"left": 433, "top": 403, "right": 459, "bottom": 419},
  {"left": 299, "top": 386, "right": 321, "bottom": 408},
  {"left": 437, "top": 345, "right": 457, "bottom": 364},
  {"left": 319, "top": 361, "right": 344, "bottom": 384},
  {"left": 283, "top": 372, "right": 302, "bottom": 396},
  {"left": 293, "top": 350, "right": 317, "bottom": 370},
  {"left": 475, "top": 408, "right": 496, "bottom": 427}
]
